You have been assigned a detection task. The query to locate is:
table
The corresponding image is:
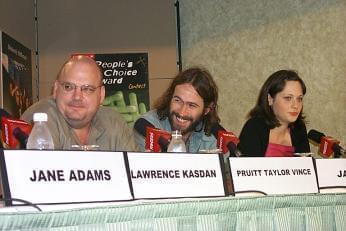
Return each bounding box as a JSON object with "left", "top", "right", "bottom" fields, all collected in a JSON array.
[{"left": 0, "top": 193, "right": 345, "bottom": 230}]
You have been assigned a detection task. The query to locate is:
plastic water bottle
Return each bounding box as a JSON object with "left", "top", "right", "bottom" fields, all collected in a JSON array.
[
  {"left": 26, "top": 113, "right": 54, "bottom": 150},
  {"left": 167, "top": 130, "right": 186, "bottom": 152}
]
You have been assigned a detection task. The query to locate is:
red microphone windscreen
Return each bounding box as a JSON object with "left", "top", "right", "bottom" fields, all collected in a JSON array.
[
  {"left": 319, "top": 136, "right": 340, "bottom": 158},
  {"left": 217, "top": 130, "right": 239, "bottom": 154},
  {"left": 1, "top": 117, "right": 32, "bottom": 148},
  {"left": 145, "top": 127, "right": 171, "bottom": 152}
]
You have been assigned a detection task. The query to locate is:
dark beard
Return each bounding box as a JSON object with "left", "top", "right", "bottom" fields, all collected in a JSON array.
[{"left": 169, "top": 111, "right": 203, "bottom": 135}]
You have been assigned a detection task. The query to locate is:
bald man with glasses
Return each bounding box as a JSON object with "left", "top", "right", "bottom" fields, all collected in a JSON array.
[{"left": 21, "top": 56, "right": 138, "bottom": 151}]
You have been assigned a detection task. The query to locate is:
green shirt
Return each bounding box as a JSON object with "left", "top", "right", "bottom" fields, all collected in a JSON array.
[{"left": 21, "top": 98, "right": 139, "bottom": 151}]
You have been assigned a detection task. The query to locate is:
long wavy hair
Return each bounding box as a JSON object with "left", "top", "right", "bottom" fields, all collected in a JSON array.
[
  {"left": 155, "top": 67, "right": 220, "bottom": 135},
  {"left": 248, "top": 69, "right": 307, "bottom": 128}
]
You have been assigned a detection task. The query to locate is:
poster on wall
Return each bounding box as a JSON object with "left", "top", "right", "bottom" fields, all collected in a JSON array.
[
  {"left": 73, "top": 53, "right": 149, "bottom": 126},
  {"left": 0, "top": 31, "right": 33, "bottom": 118}
]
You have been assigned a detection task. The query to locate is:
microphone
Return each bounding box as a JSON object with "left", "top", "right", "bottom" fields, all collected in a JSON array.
[
  {"left": 1, "top": 115, "right": 32, "bottom": 149},
  {"left": 0, "top": 109, "right": 11, "bottom": 148},
  {"left": 13, "top": 127, "right": 29, "bottom": 149},
  {"left": 146, "top": 127, "right": 171, "bottom": 152},
  {"left": 134, "top": 118, "right": 171, "bottom": 152},
  {"left": 308, "top": 129, "right": 345, "bottom": 158},
  {"left": 211, "top": 123, "right": 241, "bottom": 157},
  {"left": 0, "top": 108, "right": 11, "bottom": 119}
]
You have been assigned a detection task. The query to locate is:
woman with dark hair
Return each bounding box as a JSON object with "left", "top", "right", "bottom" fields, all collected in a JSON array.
[{"left": 238, "top": 70, "right": 310, "bottom": 157}]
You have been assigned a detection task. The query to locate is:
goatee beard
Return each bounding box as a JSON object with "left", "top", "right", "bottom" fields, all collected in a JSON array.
[{"left": 169, "top": 112, "right": 203, "bottom": 135}]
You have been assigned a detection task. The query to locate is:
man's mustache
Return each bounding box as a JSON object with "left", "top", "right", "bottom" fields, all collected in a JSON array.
[
  {"left": 171, "top": 112, "right": 193, "bottom": 121},
  {"left": 68, "top": 100, "right": 84, "bottom": 107}
]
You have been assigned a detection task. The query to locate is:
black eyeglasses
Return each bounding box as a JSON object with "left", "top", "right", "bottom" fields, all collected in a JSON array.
[{"left": 58, "top": 81, "right": 102, "bottom": 95}]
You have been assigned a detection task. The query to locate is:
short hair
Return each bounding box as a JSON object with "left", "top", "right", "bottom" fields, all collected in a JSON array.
[
  {"left": 56, "top": 56, "right": 103, "bottom": 85},
  {"left": 155, "top": 67, "right": 220, "bottom": 135},
  {"left": 248, "top": 69, "right": 307, "bottom": 128}
]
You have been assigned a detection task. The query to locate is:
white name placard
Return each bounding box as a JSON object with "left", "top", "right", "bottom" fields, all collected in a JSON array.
[
  {"left": 315, "top": 159, "right": 346, "bottom": 193},
  {"left": 127, "top": 152, "right": 226, "bottom": 199},
  {"left": 0, "top": 150, "right": 133, "bottom": 205},
  {"left": 228, "top": 157, "right": 318, "bottom": 196}
]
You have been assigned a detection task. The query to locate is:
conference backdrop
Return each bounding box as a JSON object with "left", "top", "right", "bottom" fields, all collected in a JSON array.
[{"left": 179, "top": 0, "right": 346, "bottom": 148}]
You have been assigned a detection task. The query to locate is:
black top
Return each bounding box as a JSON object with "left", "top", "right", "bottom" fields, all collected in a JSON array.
[{"left": 238, "top": 117, "right": 310, "bottom": 157}]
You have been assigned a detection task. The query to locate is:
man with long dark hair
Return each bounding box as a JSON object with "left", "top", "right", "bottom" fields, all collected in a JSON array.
[{"left": 134, "top": 67, "right": 221, "bottom": 152}]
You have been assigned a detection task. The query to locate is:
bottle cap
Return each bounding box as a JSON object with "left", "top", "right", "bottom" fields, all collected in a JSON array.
[
  {"left": 172, "top": 130, "right": 182, "bottom": 137},
  {"left": 33, "top": 112, "right": 48, "bottom": 122}
]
